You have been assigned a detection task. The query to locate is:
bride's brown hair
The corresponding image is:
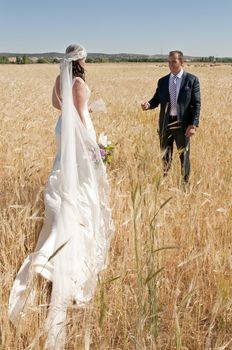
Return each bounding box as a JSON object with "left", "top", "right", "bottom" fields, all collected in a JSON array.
[
  {"left": 72, "top": 60, "right": 85, "bottom": 81},
  {"left": 65, "top": 44, "right": 86, "bottom": 81}
]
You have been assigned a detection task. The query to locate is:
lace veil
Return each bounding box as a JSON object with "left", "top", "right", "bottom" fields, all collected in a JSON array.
[
  {"left": 9, "top": 44, "right": 114, "bottom": 350},
  {"left": 45, "top": 45, "right": 113, "bottom": 349}
]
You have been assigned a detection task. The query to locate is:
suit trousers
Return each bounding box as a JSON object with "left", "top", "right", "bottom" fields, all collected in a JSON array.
[{"left": 159, "top": 116, "right": 190, "bottom": 182}]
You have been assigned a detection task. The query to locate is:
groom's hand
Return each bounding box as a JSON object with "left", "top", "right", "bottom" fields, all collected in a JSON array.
[
  {"left": 141, "top": 101, "right": 150, "bottom": 111},
  {"left": 185, "top": 125, "right": 197, "bottom": 137}
]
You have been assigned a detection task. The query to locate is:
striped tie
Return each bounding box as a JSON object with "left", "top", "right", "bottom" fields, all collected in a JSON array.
[{"left": 170, "top": 75, "right": 177, "bottom": 114}]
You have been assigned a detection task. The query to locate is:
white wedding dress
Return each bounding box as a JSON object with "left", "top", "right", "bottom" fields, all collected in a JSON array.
[{"left": 9, "top": 75, "right": 114, "bottom": 349}]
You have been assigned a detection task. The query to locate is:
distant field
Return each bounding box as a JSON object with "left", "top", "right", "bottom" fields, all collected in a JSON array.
[{"left": 1, "top": 63, "right": 232, "bottom": 349}]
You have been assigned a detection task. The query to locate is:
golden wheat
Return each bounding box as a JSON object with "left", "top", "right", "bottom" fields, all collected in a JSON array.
[{"left": 1, "top": 62, "right": 232, "bottom": 349}]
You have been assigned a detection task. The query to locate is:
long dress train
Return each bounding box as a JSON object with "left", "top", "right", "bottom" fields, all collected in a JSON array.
[{"left": 9, "top": 74, "right": 114, "bottom": 349}]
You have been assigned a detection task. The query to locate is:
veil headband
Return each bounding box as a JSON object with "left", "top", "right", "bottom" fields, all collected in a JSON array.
[{"left": 64, "top": 44, "right": 87, "bottom": 62}]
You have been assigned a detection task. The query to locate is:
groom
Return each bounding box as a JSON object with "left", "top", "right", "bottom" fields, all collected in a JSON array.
[{"left": 141, "top": 50, "right": 201, "bottom": 183}]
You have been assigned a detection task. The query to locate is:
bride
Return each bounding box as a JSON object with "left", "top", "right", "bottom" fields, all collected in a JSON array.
[{"left": 9, "top": 44, "right": 114, "bottom": 349}]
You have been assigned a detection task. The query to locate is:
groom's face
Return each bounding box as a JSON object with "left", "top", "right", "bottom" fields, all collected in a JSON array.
[{"left": 168, "top": 53, "right": 183, "bottom": 74}]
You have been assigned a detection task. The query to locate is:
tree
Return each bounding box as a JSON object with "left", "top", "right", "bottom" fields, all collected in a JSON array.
[
  {"left": 209, "top": 56, "right": 215, "bottom": 62},
  {"left": 16, "top": 56, "right": 22, "bottom": 64},
  {"left": 22, "top": 55, "right": 32, "bottom": 64},
  {"left": 0, "top": 56, "right": 9, "bottom": 64}
]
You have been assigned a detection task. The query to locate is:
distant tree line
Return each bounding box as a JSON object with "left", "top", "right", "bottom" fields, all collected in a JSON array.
[
  {"left": 193, "top": 56, "right": 232, "bottom": 63},
  {"left": 86, "top": 57, "right": 167, "bottom": 63},
  {"left": 0, "top": 55, "right": 60, "bottom": 64},
  {"left": 87, "top": 56, "right": 232, "bottom": 63},
  {"left": 0, "top": 56, "right": 167, "bottom": 64},
  {"left": 37, "top": 57, "right": 60, "bottom": 64},
  {"left": 1, "top": 55, "right": 232, "bottom": 64}
]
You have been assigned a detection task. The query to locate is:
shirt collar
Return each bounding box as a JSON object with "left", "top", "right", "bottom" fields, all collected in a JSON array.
[{"left": 170, "top": 68, "right": 184, "bottom": 79}]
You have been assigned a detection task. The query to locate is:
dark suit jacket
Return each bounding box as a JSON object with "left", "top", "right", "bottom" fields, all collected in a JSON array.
[{"left": 148, "top": 71, "right": 201, "bottom": 133}]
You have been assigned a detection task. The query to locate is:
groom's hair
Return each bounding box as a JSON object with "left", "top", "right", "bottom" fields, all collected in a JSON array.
[{"left": 169, "top": 50, "right": 184, "bottom": 62}]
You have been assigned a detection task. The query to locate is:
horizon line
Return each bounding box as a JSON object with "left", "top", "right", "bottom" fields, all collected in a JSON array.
[{"left": 1, "top": 51, "right": 232, "bottom": 58}]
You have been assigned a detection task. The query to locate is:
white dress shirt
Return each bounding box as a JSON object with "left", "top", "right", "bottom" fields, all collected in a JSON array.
[{"left": 169, "top": 68, "right": 184, "bottom": 116}]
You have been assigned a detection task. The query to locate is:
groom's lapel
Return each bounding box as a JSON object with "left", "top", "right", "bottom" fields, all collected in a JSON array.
[
  {"left": 177, "top": 71, "right": 187, "bottom": 102},
  {"left": 164, "top": 74, "right": 170, "bottom": 101}
]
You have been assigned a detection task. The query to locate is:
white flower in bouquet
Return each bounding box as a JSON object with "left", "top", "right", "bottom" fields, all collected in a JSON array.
[
  {"left": 98, "top": 133, "right": 114, "bottom": 164},
  {"left": 98, "top": 133, "right": 111, "bottom": 147}
]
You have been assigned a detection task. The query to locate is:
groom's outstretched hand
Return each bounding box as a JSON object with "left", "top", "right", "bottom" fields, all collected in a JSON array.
[
  {"left": 185, "top": 125, "right": 197, "bottom": 137},
  {"left": 141, "top": 101, "right": 150, "bottom": 110}
]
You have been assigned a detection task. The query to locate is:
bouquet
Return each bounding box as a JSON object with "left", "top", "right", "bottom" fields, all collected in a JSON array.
[
  {"left": 98, "top": 133, "right": 114, "bottom": 164},
  {"left": 90, "top": 99, "right": 107, "bottom": 113}
]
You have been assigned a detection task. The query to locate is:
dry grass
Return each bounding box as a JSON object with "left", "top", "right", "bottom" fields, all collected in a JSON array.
[{"left": 1, "top": 62, "right": 232, "bottom": 350}]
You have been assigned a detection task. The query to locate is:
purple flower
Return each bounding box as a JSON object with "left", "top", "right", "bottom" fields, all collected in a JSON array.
[
  {"left": 98, "top": 139, "right": 114, "bottom": 164},
  {"left": 100, "top": 148, "right": 106, "bottom": 157}
]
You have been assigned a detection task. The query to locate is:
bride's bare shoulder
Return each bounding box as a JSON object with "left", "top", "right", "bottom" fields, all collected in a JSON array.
[
  {"left": 73, "top": 77, "right": 86, "bottom": 86},
  {"left": 72, "top": 77, "right": 87, "bottom": 97}
]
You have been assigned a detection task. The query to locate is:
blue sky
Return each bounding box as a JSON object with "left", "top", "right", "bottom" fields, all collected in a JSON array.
[{"left": 0, "top": 0, "right": 232, "bottom": 56}]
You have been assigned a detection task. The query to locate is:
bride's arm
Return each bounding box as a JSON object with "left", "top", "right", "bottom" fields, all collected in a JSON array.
[
  {"left": 52, "top": 76, "right": 62, "bottom": 110},
  {"left": 73, "top": 78, "right": 87, "bottom": 127}
]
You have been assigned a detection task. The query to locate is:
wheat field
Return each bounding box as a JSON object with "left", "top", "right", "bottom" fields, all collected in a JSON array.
[{"left": 0, "top": 62, "right": 232, "bottom": 350}]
